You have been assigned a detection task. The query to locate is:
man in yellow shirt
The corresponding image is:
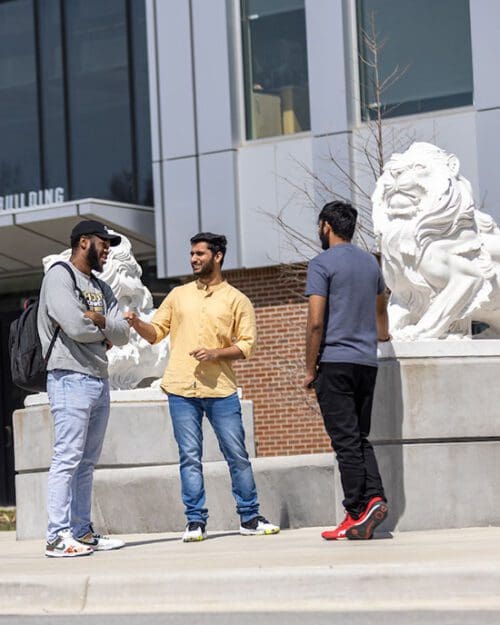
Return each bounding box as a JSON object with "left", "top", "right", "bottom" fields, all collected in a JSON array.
[{"left": 124, "top": 232, "right": 279, "bottom": 541}]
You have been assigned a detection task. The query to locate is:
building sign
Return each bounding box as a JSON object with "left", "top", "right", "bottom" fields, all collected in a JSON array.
[{"left": 0, "top": 187, "right": 65, "bottom": 211}]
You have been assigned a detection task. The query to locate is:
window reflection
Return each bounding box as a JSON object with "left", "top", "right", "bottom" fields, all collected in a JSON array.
[
  {"left": 0, "top": 0, "right": 152, "bottom": 206},
  {"left": 357, "top": 0, "right": 473, "bottom": 120},
  {"left": 38, "top": 0, "right": 67, "bottom": 190},
  {"left": 64, "top": 0, "right": 134, "bottom": 202},
  {"left": 241, "top": 0, "right": 311, "bottom": 140},
  {"left": 0, "top": 0, "right": 41, "bottom": 197}
]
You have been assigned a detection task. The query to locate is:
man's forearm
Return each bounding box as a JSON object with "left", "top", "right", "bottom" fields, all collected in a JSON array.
[
  {"left": 305, "top": 324, "right": 323, "bottom": 375},
  {"left": 216, "top": 345, "right": 245, "bottom": 360},
  {"left": 376, "top": 290, "right": 390, "bottom": 341},
  {"left": 190, "top": 345, "right": 245, "bottom": 362},
  {"left": 377, "top": 310, "right": 390, "bottom": 341},
  {"left": 133, "top": 318, "right": 158, "bottom": 344}
]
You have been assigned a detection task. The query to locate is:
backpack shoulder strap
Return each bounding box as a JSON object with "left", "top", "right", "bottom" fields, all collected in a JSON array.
[
  {"left": 42, "top": 262, "right": 75, "bottom": 365},
  {"left": 48, "top": 261, "right": 90, "bottom": 310},
  {"left": 49, "top": 260, "right": 77, "bottom": 287},
  {"left": 89, "top": 273, "right": 107, "bottom": 313},
  {"left": 89, "top": 272, "right": 104, "bottom": 292}
]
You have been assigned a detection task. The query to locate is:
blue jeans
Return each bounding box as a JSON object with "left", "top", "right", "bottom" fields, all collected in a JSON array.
[
  {"left": 46, "top": 370, "right": 110, "bottom": 542},
  {"left": 167, "top": 392, "right": 259, "bottom": 524}
]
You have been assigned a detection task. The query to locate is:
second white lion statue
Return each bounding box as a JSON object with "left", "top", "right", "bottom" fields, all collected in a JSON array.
[
  {"left": 372, "top": 141, "right": 500, "bottom": 340},
  {"left": 43, "top": 234, "right": 170, "bottom": 389}
]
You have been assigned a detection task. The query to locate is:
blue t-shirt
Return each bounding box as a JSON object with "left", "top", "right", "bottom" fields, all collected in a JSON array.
[{"left": 305, "top": 243, "right": 385, "bottom": 367}]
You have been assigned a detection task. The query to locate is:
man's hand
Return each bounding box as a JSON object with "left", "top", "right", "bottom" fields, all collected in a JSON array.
[
  {"left": 305, "top": 295, "right": 325, "bottom": 391},
  {"left": 122, "top": 311, "right": 157, "bottom": 344},
  {"left": 190, "top": 347, "right": 219, "bottom": 362},
  {"left": 123, "top": 311, "right": 139, "bottom": 328},
  {"left": 84, "top": 310, "right": 106, "bottom": 329},
  {"left": 303, "top": 371, "right": 317, "bottom": 391}
]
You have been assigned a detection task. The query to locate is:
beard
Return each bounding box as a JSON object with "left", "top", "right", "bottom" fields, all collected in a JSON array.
[
  {"left": 193, "top": 256, "right": 215, "bottom": 278},
  {"left": 319, "top": 229, "right": 330, "bottom": 250},
  {"left": 87, "top": 240, "right": 103, "bottom": 272}
]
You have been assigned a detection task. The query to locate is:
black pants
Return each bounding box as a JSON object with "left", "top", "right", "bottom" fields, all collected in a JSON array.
[{"left": 315, "top": 362, "right": 386, "bottom": 518}]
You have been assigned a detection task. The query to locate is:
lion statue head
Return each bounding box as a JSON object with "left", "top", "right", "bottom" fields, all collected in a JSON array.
[
  {"left": 371, "top": 142, "right": 500, "bottom": 340},
  {"left": 372, "top": 142, "right": 477, "bottom": 255}
]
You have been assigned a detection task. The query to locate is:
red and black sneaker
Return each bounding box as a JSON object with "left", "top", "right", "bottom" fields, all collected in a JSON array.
[
  {"left": 321, "top": 513, "right": 357, "bottom": 540},
  {"left": 345, "top": 496, "right": 388, "bottom": 540}
]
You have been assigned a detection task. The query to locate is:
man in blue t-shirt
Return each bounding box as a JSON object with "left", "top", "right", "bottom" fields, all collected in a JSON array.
[{"left": 304, "top": 200, "right": 390, "bottom": 541}]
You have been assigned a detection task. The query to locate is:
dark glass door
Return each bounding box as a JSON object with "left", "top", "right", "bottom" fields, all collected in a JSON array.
[{"left": 0, "top": 311, "right": 25, "bottom": 506}]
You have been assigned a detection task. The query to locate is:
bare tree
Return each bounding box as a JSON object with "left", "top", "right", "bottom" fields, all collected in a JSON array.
[
  {"left": 269, "top": 10, "right": 412, "bottom": 266},
  {"left": 255, "top": 13, "right": 415, "bottom": 417}
]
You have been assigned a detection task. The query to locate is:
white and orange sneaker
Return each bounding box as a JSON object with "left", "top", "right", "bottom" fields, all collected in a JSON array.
[
  {"left": 45, "top": 529, "right": 93, "bottom": 558},
  {"left": 75, "top": 525, "right": 125, "bottom": 551}
]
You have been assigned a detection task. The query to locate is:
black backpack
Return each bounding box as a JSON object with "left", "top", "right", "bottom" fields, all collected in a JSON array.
[{"left": 8, "top": 262, "right": 98, "bottom": 393}]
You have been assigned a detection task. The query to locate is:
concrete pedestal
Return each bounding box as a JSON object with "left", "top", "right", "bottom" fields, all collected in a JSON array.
[{"left": 13, "top": 340, "right": 500, "bottom": 539}]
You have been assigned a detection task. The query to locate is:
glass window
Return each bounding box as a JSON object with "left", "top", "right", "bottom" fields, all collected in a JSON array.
[
  {"left": 0, "top": 0, "right": 41, "bottom": 201},
  {"left": 357, "top": 0, "right": 473, "bottom": 120},
  {"left": 64, "top": 0, "right": 134, "bottom": 202},
  {"left": 241, "top": 0, "right": 311, "bottom": 140},
  {"left": 129, "top": 0, "right": 153, "bottom": 206},
  {"left": 0, "top": 0, "right": 152, "bottom": 208},
  {"left": 37, "top": 0, "right": 68, "bottom": 190}
]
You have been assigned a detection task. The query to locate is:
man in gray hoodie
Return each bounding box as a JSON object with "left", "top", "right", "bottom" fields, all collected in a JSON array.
[{"left": 38, "top": 220, "right": 130, "bottom": 557}]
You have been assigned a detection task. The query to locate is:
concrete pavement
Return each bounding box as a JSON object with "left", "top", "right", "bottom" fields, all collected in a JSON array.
[{"left": 1, "top": 526, "right": 499, "bottom": 617}]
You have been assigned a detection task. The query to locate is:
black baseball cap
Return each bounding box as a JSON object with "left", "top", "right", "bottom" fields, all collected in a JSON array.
[{"left": 70, "top": 220, "right": 121, "bottom": 247}]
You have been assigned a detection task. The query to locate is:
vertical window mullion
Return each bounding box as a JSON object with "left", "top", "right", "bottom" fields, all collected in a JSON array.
[
  {"left": 59, "top": 0, "right": 73, "bottom": 199},
  {"left": 125, "top": 0, "right": 138, "bottom": 204},
  {"left": 32, "top": 0, "right": 46, "bottom": 189}
]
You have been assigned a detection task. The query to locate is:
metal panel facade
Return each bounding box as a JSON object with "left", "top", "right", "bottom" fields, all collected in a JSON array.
[
  {"left": 199, "top": 152, "right": 239, "bottom": 269},
  {"left": 146, "top": 0, "right": 494, "bottom": 277},
  {"left": 154, "top": 0, "right": 196, "bottom": 160},
  {"left": 191, "top": 0, "right": 234, "bottom": 153},
  {"left": 305, "top": 0, "right": 349, "bottom": 135},
  {"left": 470, "top": 0, "right": 500, "bottom": 111},
  {"left": 162, "top": 158, "right": 200, "bottom": 277}
]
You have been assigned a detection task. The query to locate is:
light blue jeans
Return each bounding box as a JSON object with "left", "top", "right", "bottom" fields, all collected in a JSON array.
[
  {"left": 167, "top": 392, "right": 259, "bottom": 524},
  {"left": 46, "top": 370, "right": 110, "bottom": 542}
]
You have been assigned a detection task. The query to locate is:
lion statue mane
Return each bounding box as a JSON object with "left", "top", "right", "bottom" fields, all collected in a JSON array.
[
  {"left": 43, "top": 233, "right": 170, "bottom": 388},
  {"left": 372, "top": 141, "right": 500, "bottom": 340}
]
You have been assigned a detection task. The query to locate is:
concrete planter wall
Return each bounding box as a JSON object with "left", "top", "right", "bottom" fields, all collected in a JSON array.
[{"left": 13, "top": 341, "right": 500, "bottom": 539}]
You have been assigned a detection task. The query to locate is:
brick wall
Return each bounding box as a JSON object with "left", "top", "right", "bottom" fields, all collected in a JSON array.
[{"left": 226, "top": 265, "right": 331, "bottom": 457}]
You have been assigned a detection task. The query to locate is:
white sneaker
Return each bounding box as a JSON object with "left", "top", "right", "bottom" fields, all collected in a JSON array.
[
  {"left": 45, "top": 529, "right": 94, "bottom": 558},
  {"left": 239, "top": 515, "right": 280, "bottom": 536},
  {"left": 75, "top": 525, "right": 125, "bottom": 551},
  {"left": 182, "top": 521, "right": 207, "bottom": 542}
]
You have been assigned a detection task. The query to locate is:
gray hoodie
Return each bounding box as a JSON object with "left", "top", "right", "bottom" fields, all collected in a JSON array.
[{"left": 37, "top": 262, "right": 130, "bottom": 379}]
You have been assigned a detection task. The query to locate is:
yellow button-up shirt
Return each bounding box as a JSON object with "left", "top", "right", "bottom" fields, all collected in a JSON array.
[{"left": 151, "top": 280, "right": 256, "bottom": 397}]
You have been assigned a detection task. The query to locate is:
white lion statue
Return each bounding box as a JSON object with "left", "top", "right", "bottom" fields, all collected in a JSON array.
[
  {"left": 372, "top": 142, "right": 500, "bottom": 340},
  {"left": 43, "top": 234, "right": 169, "bottom": 388}
]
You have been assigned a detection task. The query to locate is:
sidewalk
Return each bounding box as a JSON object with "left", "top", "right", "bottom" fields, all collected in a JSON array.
[{"left": 1, "top": 526, "right": 499, "bottom": 616}]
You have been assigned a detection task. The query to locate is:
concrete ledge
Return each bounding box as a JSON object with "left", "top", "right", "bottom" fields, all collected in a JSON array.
[
  {"left": 372, "top": 356, "right": 500, "bottom": 440},
  {"left": 1, "top": 527, "right": 500, "bottom": 615},
  {"left": 15, "top": 454, "right": 336, "bottom": 539},
  {"left": 378, "top": 338, "right": 500, "bottom": 358},
  {"left": 351, "top": 441, "right": 500, "bottom": 532},
  {"left": 15, "top": 441, "right": 500, "bottom": 539},
  {"left": 13, "top": 399, "right": 255, "bottom": 472},
  {"left": 13, "top": 344, "right": 500, "bottom": 542},
  {"left": 2, "top": 565, "right": 499, "bottom": 615}
]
